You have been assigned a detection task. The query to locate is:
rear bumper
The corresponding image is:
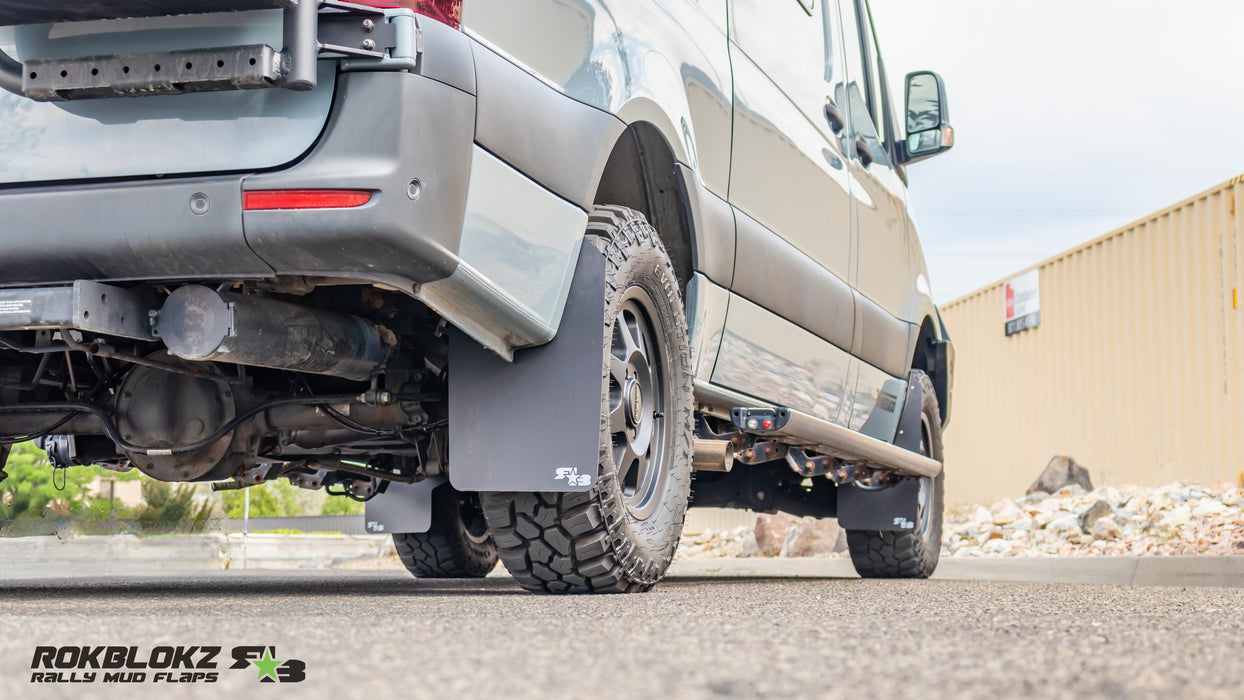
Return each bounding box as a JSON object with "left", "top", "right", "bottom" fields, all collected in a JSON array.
[{"left": 0, "top": 69, "right": 474, "bottom": 293}]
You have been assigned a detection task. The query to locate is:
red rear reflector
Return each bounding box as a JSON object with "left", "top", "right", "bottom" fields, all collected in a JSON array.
[
  {"left": 341, "top": 0, "right": 462, "bottom": 29},
  {"left": 243, "top": 190, "right": 372, "bottom": 211}
]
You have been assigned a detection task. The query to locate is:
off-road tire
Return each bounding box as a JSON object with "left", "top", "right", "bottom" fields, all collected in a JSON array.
[
  {"left": 480, "top": 206, "right": 694, "bottom": 594},
  {"left": 393, "top": 485, "right": 497, "bottom": 578},
  {"left": 846, "top": 370, "right": 944, "bottom": 578}
]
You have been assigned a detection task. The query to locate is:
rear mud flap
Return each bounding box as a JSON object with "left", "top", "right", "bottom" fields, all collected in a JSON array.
[
  {"left": 364, "top": 477, "right": 445, "bottom": 535},
  {"left": 446, "top": 244, "right": 606, "bottom": 492},
  {"left": 837, "top": 375, "right": 924, "bottom": 532}
]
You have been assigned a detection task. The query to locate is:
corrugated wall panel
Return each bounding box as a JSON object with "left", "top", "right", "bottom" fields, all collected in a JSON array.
[{"left": 939, "top": 177, "right": 1243, "bottom": 505}]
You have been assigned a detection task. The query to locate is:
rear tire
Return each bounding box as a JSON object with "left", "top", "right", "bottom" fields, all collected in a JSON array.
[
  {"left": 480, "top": 206, "right": 694, "bottom": 594},
  {"left": 846, "top": 370, "right": 944, "bottom": 578},
  {"left": 393, "top": 485, "right": 497, "bottom": 578}
]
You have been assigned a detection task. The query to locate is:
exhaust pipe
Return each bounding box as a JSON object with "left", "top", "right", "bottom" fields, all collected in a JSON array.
[
  {"left": 692, "top": 439, "right": 735, "bottom": 473},
  {"left": 157, "top": 285, "right": 391, "bottom": 381}
]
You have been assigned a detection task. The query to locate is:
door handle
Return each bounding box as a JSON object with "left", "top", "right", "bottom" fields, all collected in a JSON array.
[
  {"left": 823, "top": 102, "right": 845, "bottom": 134},
  {"left": 855, "top": 135, "right": 874, "bottom": 167}
]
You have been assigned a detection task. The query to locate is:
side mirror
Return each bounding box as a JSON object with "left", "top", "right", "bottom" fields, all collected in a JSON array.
[{"left": 902, "top": 71, "right": 954, "bottom": 164}]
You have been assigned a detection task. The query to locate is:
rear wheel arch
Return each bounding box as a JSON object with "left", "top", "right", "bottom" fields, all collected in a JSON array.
[{"left": 593, "top": 122, "right": 696, "bottom": 296}]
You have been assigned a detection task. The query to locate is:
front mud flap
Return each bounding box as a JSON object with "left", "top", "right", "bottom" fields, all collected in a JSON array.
[
  {"left": 446, "top": 244, "right": 606, "bottom": 492},
  {"left": 364, "top": 477, "right": 445, "bottom": 535},
  {"left": 838, "top": 374, "right": 925, "bottom": 532}
]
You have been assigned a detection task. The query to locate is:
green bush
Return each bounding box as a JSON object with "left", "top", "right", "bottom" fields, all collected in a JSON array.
[
  {"left": 130, "top": 481, "right": 214, "bottom": 532},
  {"left": 220, "top": 479, "right": 305, "bottom": 518},
  {"left": 320, "top": 493, "right": 364, "bottom": 515},
  {"left": 1, "top": 441, "right": 214, "bottom": 534},
  {"left": 0, "top": 442, "right": 96, "bottom": 519}
]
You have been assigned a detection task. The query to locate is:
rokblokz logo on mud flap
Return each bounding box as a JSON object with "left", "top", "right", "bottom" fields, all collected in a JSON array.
[{"left": 29, "top": 645, "right": 305, "bottom": 684}]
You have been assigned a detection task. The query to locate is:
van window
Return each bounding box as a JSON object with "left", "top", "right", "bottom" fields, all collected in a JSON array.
[
  {"left": 859, "top": 0, "right": 894, "bottom": 142},
  {"left": 837, "top": 0, "right": 891, "bottom": 166},
  {"left": 732, "top": 0, "right": 832, "bottom": 120}
]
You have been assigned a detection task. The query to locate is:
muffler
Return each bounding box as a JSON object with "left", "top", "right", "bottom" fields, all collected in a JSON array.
[{"left": 157, "top": 285, "right": 391, "bottom": 381}]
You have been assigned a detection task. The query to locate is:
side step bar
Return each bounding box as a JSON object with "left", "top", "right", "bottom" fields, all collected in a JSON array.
[
  {"left": 693, "top": 378, "right": 941, "bottom": 479},
  {"left": 730, "top": 406, "right": 942, "bottom": 479}
]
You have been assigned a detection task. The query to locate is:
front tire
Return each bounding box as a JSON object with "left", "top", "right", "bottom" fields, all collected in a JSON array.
[
  {"left": 480, "top": 206, "right": 694, "bottom": 593},
  {"left": 846, "top": 370, "right": 945, "bottom": 578}
]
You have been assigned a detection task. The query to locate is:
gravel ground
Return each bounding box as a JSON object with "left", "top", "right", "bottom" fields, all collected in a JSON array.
[{"left": 1, "top": 571, "right": 1242, "bottom": 699}]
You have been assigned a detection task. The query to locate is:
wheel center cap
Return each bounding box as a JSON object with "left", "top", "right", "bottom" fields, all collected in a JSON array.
[{"left": 627, "top": 381, "right": 644, "bottom": 425}]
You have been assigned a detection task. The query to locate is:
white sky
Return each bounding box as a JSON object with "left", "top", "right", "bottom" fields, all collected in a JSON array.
[{"left": 869, "top": 0, "right": 1244, "bottom": 303}]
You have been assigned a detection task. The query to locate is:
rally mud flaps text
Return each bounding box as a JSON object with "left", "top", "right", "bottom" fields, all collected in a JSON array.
[{"left": 29, "top": 646, "right": 305, "bottom": 683}]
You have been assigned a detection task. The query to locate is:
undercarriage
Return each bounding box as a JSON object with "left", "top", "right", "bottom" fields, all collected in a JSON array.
[{"left": 0, "top": 278, "right": 448, "bottom": 502}]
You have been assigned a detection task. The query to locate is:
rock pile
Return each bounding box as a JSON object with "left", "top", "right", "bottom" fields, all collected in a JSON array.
[
  {"left": 677, "top": 481, "right": 1244, "bottom": 560},
  {"left": 676, "top": 512, "right": 849, "bottom": 560},
  {"left": 943, "top": 481, "right": 1244, "bottom": 557},
  {"left": 674, "top": 525, "right": 756, "bottom": 559},
  {"left": 1027, "top": 455, "right": 1093, "bottom": 495}
]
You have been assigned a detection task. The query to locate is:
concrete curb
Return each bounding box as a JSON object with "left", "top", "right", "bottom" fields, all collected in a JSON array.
[
  {"left": 225, "top": 533, "right": 391, "bottom": 570},
  {"left": 4, "top": 535, "right": 1242, "bottom": 587},
  {"left": 936, "top": 555, "right": 1244, "bottom": 588},
  {"left": 668, "top": 555, "right": 1244, "bottom": 588},
  {"left": 0, "top": 534, "right": 392, "bottom": 578},
  {"left": 0, "top": 534, "right": 229, "bottom": 578}
]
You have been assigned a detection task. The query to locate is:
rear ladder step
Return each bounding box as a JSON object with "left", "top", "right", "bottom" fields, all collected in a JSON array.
[
  {"left": 0, "top": 0, "right": 394, "bottom": 101},
  {"left": 0, "top": 0, "right": 290, "bottom": 26}
]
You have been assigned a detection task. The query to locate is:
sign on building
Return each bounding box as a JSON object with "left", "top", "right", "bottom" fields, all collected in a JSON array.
[{"left": 1004, "top": 269, "right": 1040, "bottom": 335}]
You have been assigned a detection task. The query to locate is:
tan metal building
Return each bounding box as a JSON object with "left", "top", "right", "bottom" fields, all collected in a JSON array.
[{"left": 938, "top": 175, "right": 1244, "bottom": 505}]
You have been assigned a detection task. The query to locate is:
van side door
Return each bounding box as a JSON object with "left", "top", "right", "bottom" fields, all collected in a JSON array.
[
  {"left": 713, "top": 0, "right": 857, "bottom": 424},
  {"left": 836, "top": 0, "right": 917, "bottom": 432}
]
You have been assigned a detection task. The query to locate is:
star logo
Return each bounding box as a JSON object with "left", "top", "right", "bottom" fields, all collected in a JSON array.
[{"left": 251, "top": 648, "right": 282, "bottom": 682}]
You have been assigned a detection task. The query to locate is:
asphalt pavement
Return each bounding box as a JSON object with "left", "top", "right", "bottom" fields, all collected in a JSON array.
[{"left": 2, "top": 569, "right": 1242, "bottom": 699}]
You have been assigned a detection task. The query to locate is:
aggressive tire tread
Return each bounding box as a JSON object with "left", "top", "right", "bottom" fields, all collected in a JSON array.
[{"left": 393, "top": 485, "right": 497, "bottom": 578}]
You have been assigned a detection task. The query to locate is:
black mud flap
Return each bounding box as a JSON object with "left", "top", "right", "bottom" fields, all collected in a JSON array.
[
  {"left": 446, "top": 243, "right": 606, "bottom": 493},
  {"left": 364, "top": 477, "right": 444, "bottom": 535},
  {"left": 837, "top": 374, "right": 924, "bottom": 532}
]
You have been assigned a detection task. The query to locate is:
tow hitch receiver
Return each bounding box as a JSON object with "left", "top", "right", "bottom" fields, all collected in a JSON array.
[
  {"left": 0, "top": 282, "right": 391, "bottom": 381},
  {"left": 0, "top": 281, "right": 155, "bottom": 341}
]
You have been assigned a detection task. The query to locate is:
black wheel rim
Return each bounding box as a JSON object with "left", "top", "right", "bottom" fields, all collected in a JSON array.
[
  {"left": 916, "top": 412, "right": 935, "bottom": 541},
  {"left": 607, "top": 287, "right": 670, "bottom": 521}
]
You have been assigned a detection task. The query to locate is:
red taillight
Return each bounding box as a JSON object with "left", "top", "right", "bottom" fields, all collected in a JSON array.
[
  {"left": 342, "top": 0, "right": 462, "bottom": 29},
  {"left": 243, "top": 190, "right": 373, "bottom": 211}
]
